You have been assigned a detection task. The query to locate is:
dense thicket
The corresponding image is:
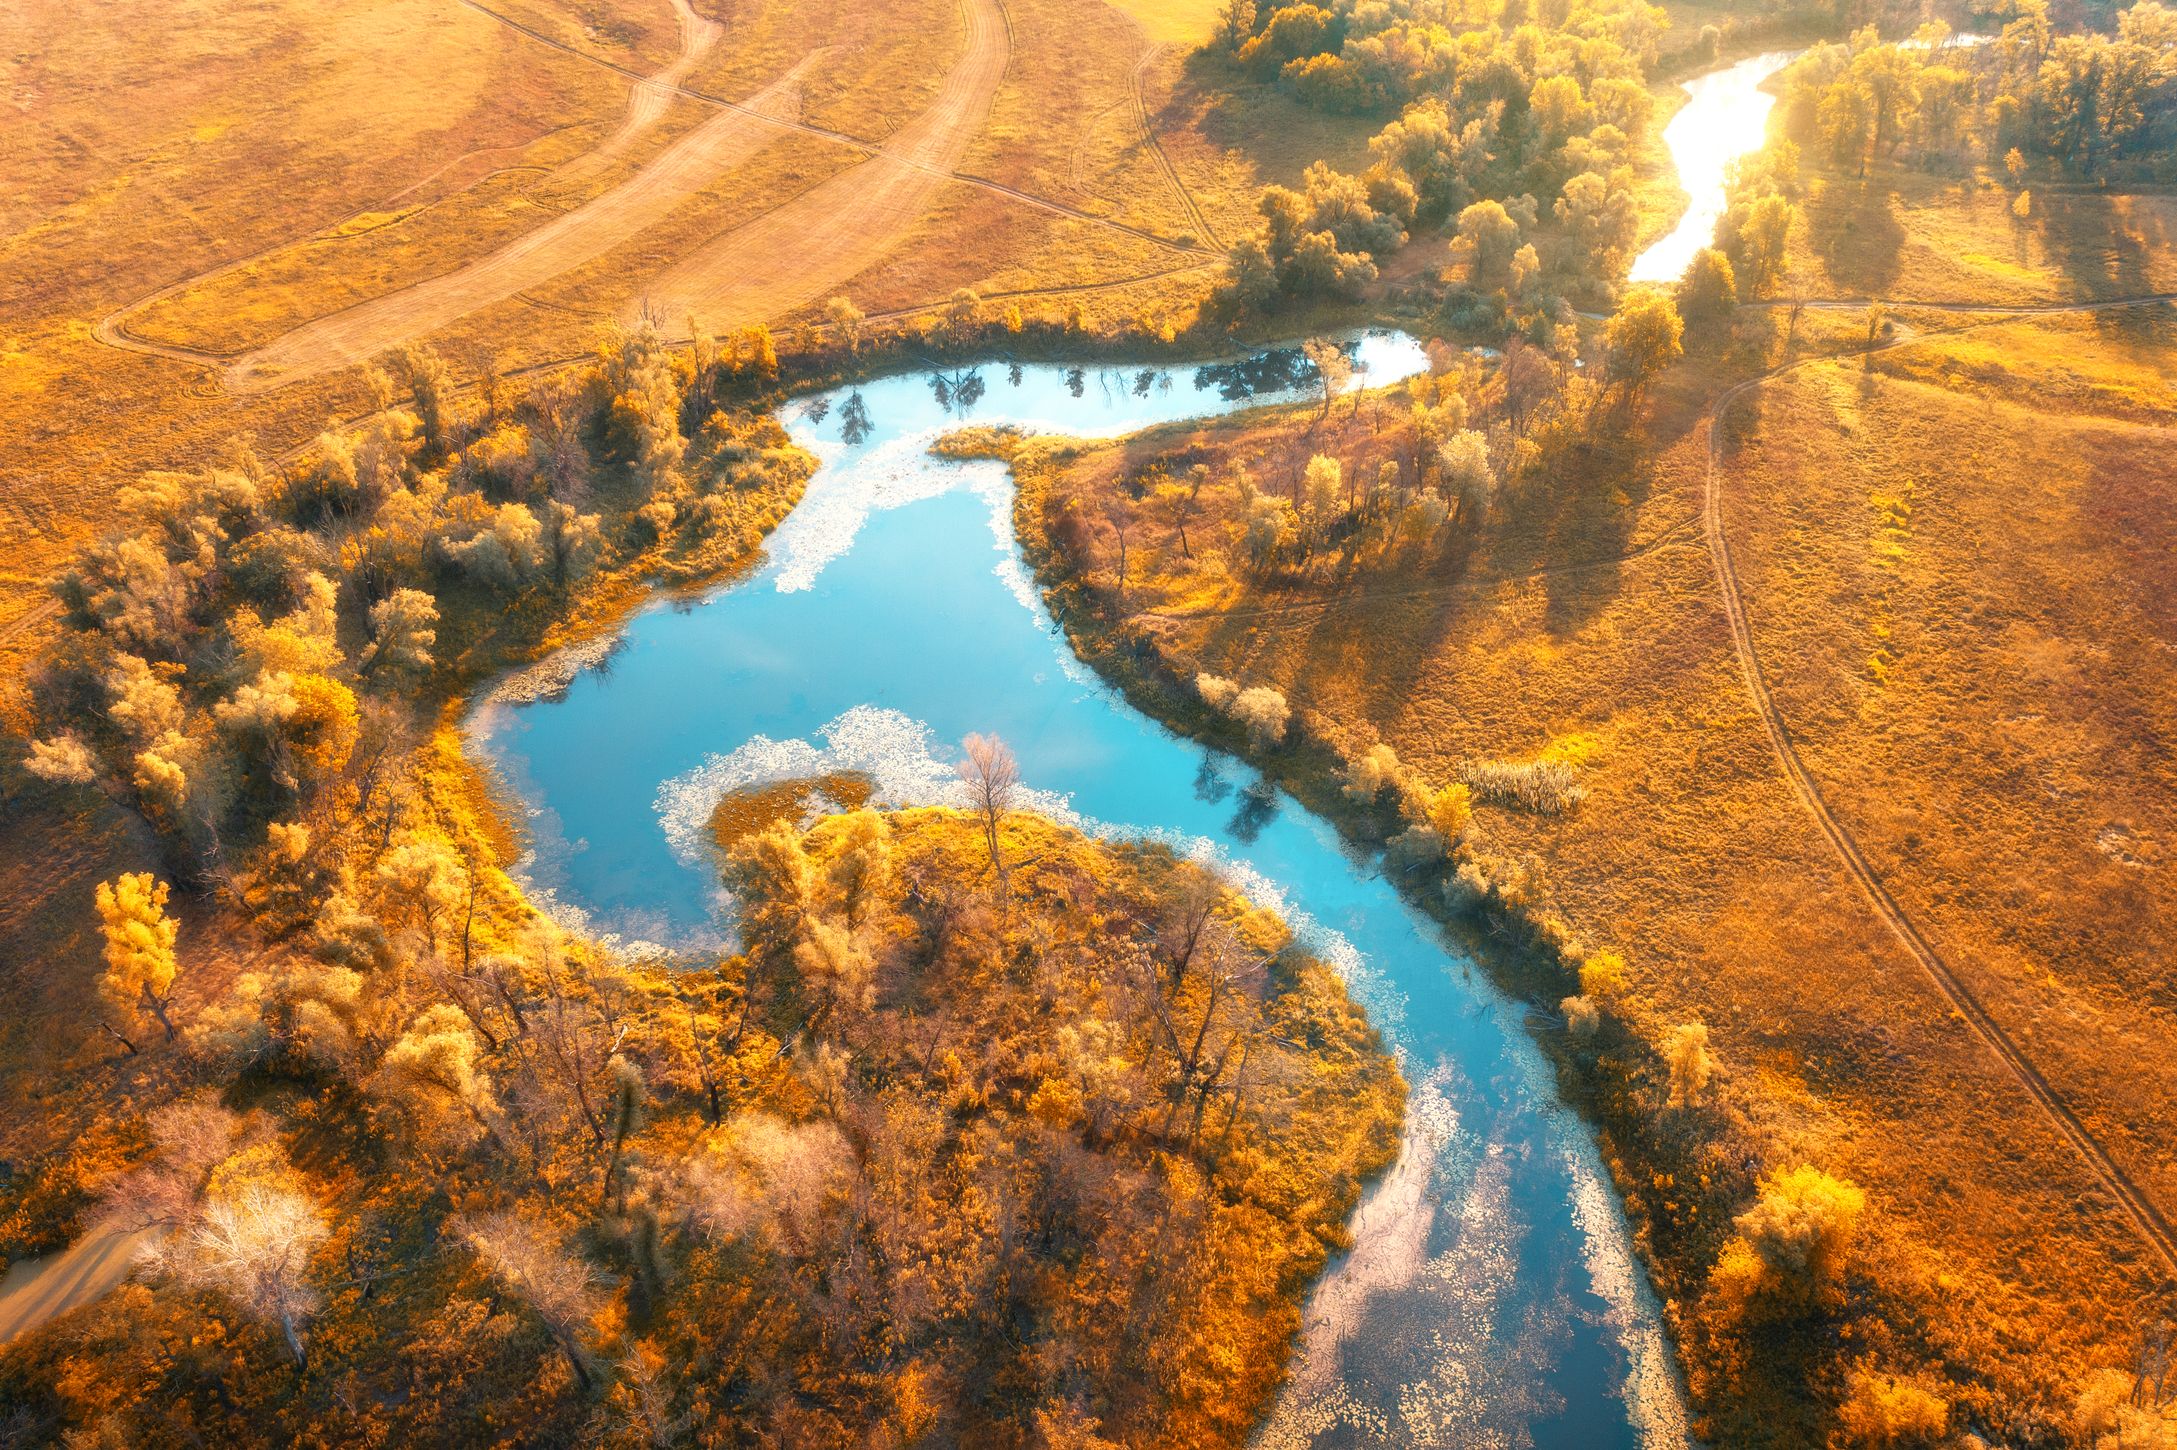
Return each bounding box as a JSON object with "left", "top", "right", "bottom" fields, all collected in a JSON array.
[
  {"left": 1208, "top": 0, "right": 1663, "bottom": 317},
  {"left": 1775, "top": 3, "right": 2177, "bottom": 180}
]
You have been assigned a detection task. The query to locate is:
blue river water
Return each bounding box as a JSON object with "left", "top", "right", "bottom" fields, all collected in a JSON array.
[{"left": 467, "top": 334, "right": 1687, "bottom": 1447}]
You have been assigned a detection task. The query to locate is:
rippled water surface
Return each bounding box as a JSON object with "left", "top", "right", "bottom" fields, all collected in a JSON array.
[{"left": 469, "top": 334, "right": 1687, "bottom": 1447}]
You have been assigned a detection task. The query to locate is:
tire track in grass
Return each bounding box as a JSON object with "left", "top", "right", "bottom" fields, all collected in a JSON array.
[
  {"left": 632, "top": 0, "right": 1015, "bottom": 336},
  {"left": 222, "top": 55, "right": 822, "bottom": 393},
  {"left": 1130, "top": 41, "right": 1221, "bottom": 250},
  {"left": 1702, "top": 291, "right": 2177, "bottom": 1280}
]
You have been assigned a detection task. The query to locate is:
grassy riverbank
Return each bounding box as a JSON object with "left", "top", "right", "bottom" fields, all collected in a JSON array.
[{"left": 990, "top": 290, "right": 2177, "bottom": 1442}]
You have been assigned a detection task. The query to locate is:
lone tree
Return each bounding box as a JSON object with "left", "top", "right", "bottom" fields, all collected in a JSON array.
[
  {"left": 1302, "top": 338, "right": 1351, "bottom": 422},
  {"left": 1605, "top": 288, "right": 1684, "bottom": 408},
  {"left": 149, "top": 1179, "right": 329, "bottom": 1367},
  {"left": 95, "top": 872, "right": 182, "bottom": 1048},
  {"left": 458, "top": 1211, "right": 604, "bottom": 1390},
  {"left": 1677, "top": 248, "right": 1738, "bottom": 329},
  {"left": 1665, "top": 1020, "right": 1717, "bottom": 1107},
  {"left": 1711, "top": 1164, "right": 1867, "bottom": 1320},
  {"left": 824, "top": 296, "right": 866, "bottom": 355},
  {"left": 957, "top": 733, "right": 1021, "bottom": 888}
]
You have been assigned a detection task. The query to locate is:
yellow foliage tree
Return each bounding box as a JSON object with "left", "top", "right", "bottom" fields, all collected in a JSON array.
[
  {"left": 375, "top": 1004, "right": 499, "bottom": 1143},
  {"left": 1665, "top": 1020, "right": 1716, "bottom": 1107},
  {"left": 1428, "top": 781, "right": 1474, "bottom": 842},
  {"left": 1711, "top": 1164, "right": 1867, "bottom": 1319},
  {"left": 1835, "top": 1365, "right": 1951, "bottom": 1447},
  {"left": 1579, "top": 949, "right": 1629, "bottom": 1002},
  {"left": 95, "top": 872, "right": 181, "bottom": 1046},
  {"left": 288, "top": 671, "right": 360, "bottom": 780}
]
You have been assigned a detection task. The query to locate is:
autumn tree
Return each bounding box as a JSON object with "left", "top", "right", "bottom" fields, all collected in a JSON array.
[
  {"left": 147, "top": 1175, "right": 330, "bottom": 1367},
  {"left": 100, "top": 1100, "right": 244, "bottom": 1232},
  {"left": 1553, "top": 168, "right": 1640, "bottom": 280},
  {"left": 357, "top": 586, "right": 438, "bottom": 682},
  {"left": 1605, "top": 288, "right": 1684, "bottom": 407},
  {"left": 1453, "top": 199, "right": 1524, "bottom": 292},
  {"left": 374, "top": 1004, "right": 501, "bottom": 1144},
  {"left": 1711, "top": 1164, "right": 1867, "bottom": 1319},
  {"left": 727, "top": 820, "right": 813, "bottom": 957},
  {"left": 1230, "top": 686, "right": 1290, "bottom": 747},
  {"left": 95, "top": 872, "right": 182, "bottom": 1048},
  {"left": 457, "top": 1210, "right": 604, "bottom": 1388},
  {"left": 1302, "top": 338, "right": 1352, "bottom": 421},
  {"left": 1836, "top": 1366, "right": 1951, "bottom": 1447},
  {"left": 1342, "top": 743, "right": 1404, "bottom": 803},
  {"left": 1218, "top": 0, "right": 1257, "bottom": 52},
  {"left": 1677, "top": 248, "right": 1738, "bottom": 329},
  {"left": 822, "top": 808, "right": 892, "bottom": 929},
  {"left": 825, "top": 295, "right": 867, "bottom": 354},
  {"left": 1735, "top": 193, "right": 1795, "bottom": 296},
  {"left": 793, "top": 918, "right": 876, "bottom": 1030},
  {"left": 376, "top": 832, "right": 467, "bottom": 951},
  {"left": 1301, "top": 454, "right": 1342, "bottom": 549},
  {"left": 1438, "top": 429, "right": 1496, "bottom": 524},
  {"left": 1104, "top": 500, "right": 1136, "bottom": 603},
  {"left": 397, "top": 345, "right": 456, "bottom": 457},
  {"left": 1154, "top": 480, "right": 1198, "bottom": 559},
  {"left": 1665, "top": 1020, "right": 1716, "bottom": 1107}
]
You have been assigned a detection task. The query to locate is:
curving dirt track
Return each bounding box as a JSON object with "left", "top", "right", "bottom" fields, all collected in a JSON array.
[
  {"left": 1703, "top": 292, "right": 2177, "bottom": 1281},
  {"left": 221, "top": 52, "right": 819, "bottom": 394},
  {"left": 631, "top": 0, "right": 1012, "bottom": 336},
  {"left": 0, "top": 1224, "right": 159, "bottom": 1347},
  {"left": 1129, "top": 42, "right": 1220, "bottom": 250},
  {"left": 554, "top": 0, "right": 723, "bottom": 185},
  {"left": 95, "top": 0, "right": 737, "bottom": 378}
]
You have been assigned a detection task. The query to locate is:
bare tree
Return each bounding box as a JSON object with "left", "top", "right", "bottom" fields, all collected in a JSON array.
[
  {"left": 1104, "top": 502, "right": 1135, "bottom": 605},
  {"left": 1158, "top": 872, "right": 1221, "bottom": 990},
  {"left": 1134, "top": 926, "right": 1267, "bottom": 1149},
  {"left": 101, "top": 1100, "right": 244, "bottom": 1232},
  {"left": 456, "top": 1211, "right": 604, "bottom": 1389},
  {"left": 147, "top": 1180, "right": 329, "bottom": 1366},
  {"left": 530, "top": 969, "right": 629, "bottom": 1148},
  {"left": 956, "top": 733, "right": 1020, "bottom": 889}
]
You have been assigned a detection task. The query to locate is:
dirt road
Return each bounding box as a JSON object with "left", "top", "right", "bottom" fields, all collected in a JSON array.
[
  {"left": 1703, "top": 292, "right": 2177, "bottom": 1280},
  {"left": 222, "top": 51, "right": 818, "bottom": 394},
  {"left": 96, "top": 0, "right": 1211, "bottom": 392},
  {"left": 1130, "top": 42, "right": 1220, "bottom": 250},
  {"left": 0, "top": 1223, "right": 158, "bottom": 1346},
  {"left": 632, "top": 0, "right": 1011, "bottom": 336},
  {"left": 555, "top": 0, "right": 723, "bottom": 184}
]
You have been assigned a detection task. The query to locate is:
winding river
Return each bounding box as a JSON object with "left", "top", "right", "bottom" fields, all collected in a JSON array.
[
  {"left": 9, "top": 46, "right": 1820, "bottom": 1438},
  {"left": 1629, "top": 49, "right": 1800, "bottom": 285},
  {"left": 469, "top": 334, "right": 1685, "bottom": 1447}
]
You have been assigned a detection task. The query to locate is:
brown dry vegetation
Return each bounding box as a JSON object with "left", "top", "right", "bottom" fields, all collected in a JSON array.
[
  {"left": 1, "top": 0, "right": 1370, "bottom": 662},
  {"left": 1006, "top": 293, "right": 2177, "bottom": 1440}
]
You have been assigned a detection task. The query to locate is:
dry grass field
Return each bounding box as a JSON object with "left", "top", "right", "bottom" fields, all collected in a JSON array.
[
  {"left": 0, "top": 0, "right": 1375, "bottom": 667},
  {"left": 1008, "top": 292, "right": 2177, "bottom": 1429},
  {"left": 1789, "top": 168, "right": 2177, "bottom": 304}
]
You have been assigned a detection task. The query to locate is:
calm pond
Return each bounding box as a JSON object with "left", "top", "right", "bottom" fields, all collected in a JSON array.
[{"left": 469, "top": 333, "right": 1686, "bottom": 1447}]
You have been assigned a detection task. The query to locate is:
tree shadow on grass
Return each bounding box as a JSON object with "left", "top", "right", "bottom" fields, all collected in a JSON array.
[
  {"left": 1805, "top": 178, "right": 1907, "bottom": 298},
  {"left": 2039, "top": 191, "right": 2172, "bottom": 338}
]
